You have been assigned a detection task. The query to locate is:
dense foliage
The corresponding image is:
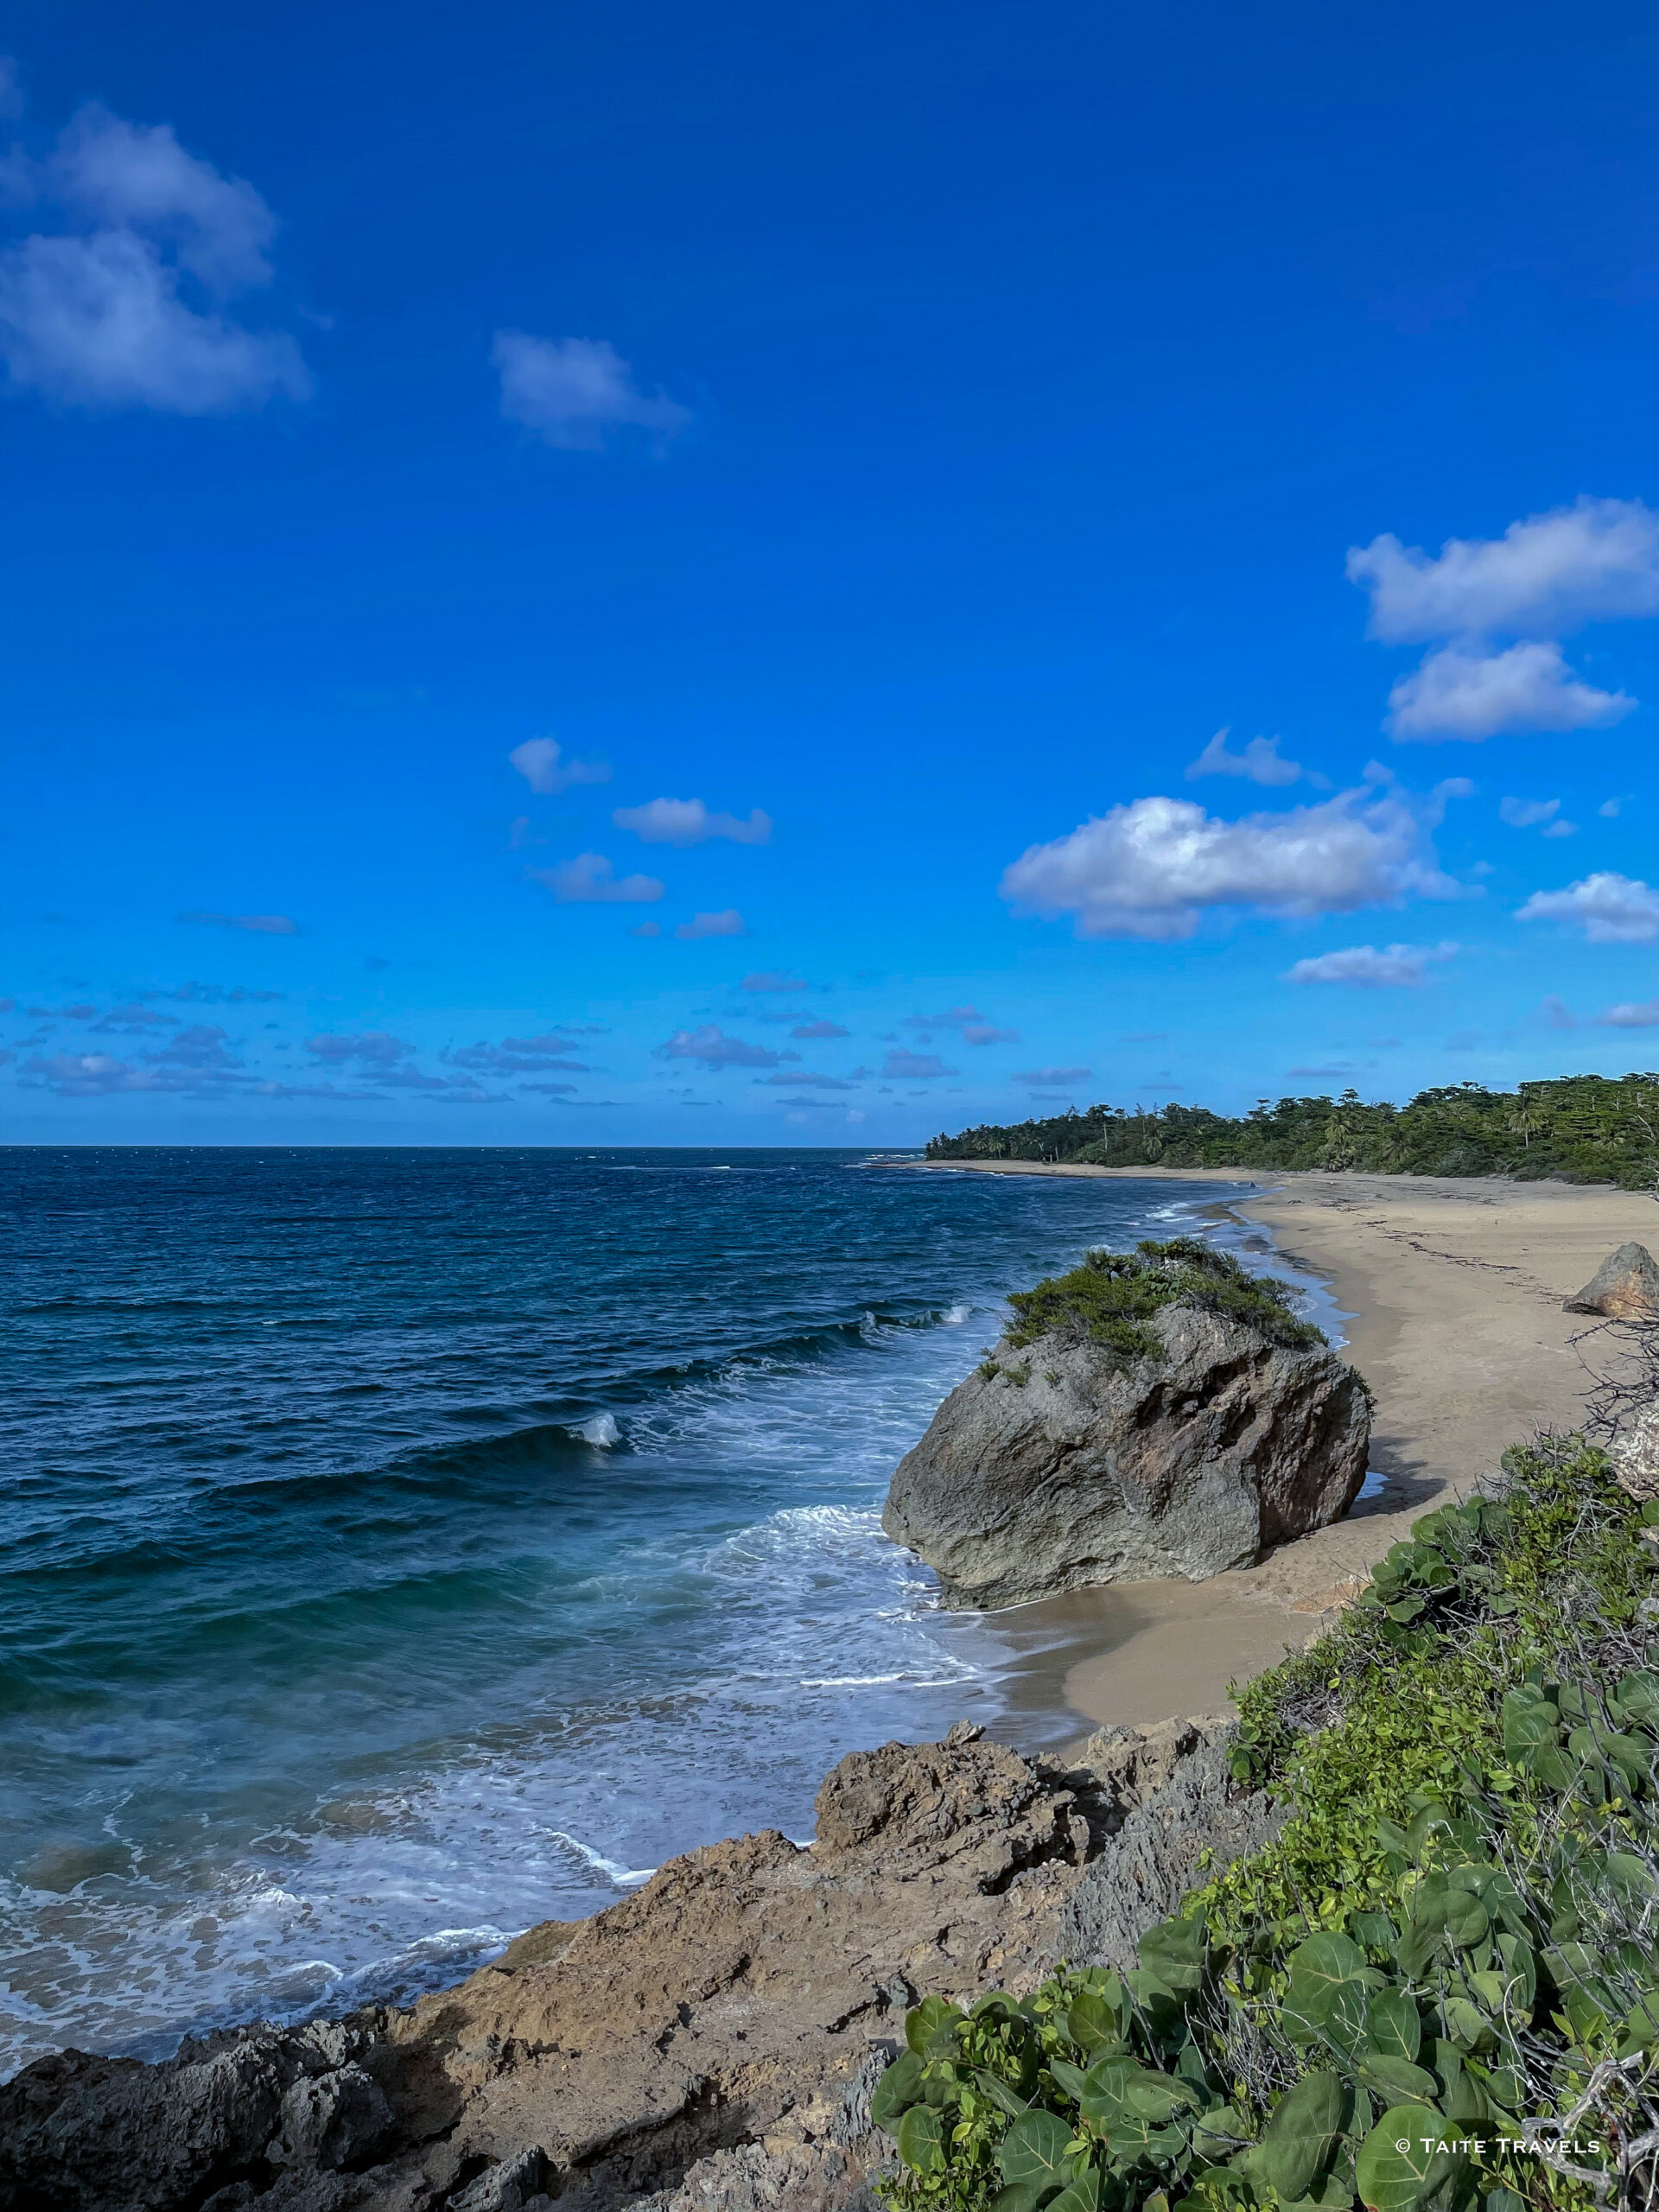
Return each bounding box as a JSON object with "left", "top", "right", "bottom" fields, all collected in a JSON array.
[
  {"left": 925, "top": 1076, "right": 1659, "bottom": 1190},
  {"left": 999, "top": 1238, "right": 1325, "bottom": 1364},
  {"left": 872, "top": 1440, "right": 1659, "bottom": 2211}
]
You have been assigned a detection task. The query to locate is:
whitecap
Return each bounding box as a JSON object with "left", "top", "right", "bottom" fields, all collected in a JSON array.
[
  {"left": 544, "top": 1830, "right": 655, "bottom": 1885},
  {"left": 579, "top": 1413, "right": 620, "bottom": 1447}
]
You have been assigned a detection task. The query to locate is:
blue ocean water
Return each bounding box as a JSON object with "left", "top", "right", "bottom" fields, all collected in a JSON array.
[{"left": 0, "top": 1147, "right": 1268, "bottom": 2075}]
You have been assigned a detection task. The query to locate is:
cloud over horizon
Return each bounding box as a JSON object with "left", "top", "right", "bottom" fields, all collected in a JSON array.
[
  {"left": 493, "top": 332, "right": 690, "bottom": 451},
  {"left": 1282, "top": 941, "right": 1459, "bottom": 988},
  {"left": 0, "top": 98, "right": 310, "bottom": 413},
  {"left": 508, "top": 738, "right": 612, "bottom": 795},
  {"left": 999, "top": 785, "right": 1465, "bottom": 941},
  {"left": 1516, "top": 871, "right": 1659, "bottom": 943},
  {"left": 613, "top": 797, "right": 771, "bottom": 846},
  {"left": 527, "top": 854, "right": 664, "bottom": 904}
]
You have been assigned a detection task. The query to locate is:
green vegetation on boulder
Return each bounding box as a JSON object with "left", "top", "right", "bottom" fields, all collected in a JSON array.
[
  {"left": 871, "top": 1437, "right": 1659, "bottom": 2211},
  {"left": 1003, "top": 1237, "right": 1325, "bottom": 1363},
  {"left": 925, "top": 1072, "right": 1659, "bottom": 1190}
]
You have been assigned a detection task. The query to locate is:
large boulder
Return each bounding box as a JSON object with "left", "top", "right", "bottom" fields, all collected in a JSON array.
[
  {"left": 1564, "top": 1241, "right": 1659, "bottom": 1320},
  {"left": 881, "top": 1303, "right": 1370, "bottom": 1609}
]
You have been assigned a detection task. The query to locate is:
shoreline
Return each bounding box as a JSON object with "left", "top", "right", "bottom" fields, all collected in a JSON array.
[{"left": 909, "top": 1159, "right": 1649, "bottom": 1730}]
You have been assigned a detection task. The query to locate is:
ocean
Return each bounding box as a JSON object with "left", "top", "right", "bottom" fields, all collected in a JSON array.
[{"left": 0, "top": 1147, "right": 1284, "bottom": 2076}]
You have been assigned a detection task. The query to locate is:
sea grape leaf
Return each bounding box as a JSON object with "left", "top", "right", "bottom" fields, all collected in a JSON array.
[
  {"left": 1046, "top": 2169, "right": 1105, "bottom": 2212},
  {"left": 1067, "top": 1989, "right": 1125, "bottom": 2053},
  {"left": 1357, "top": 2056, "right": 1439, "bottom": 2107},
  {"left": 1050, "top": 2056, "right": 1092, "bottom": 2101},
  {"left": 988, "top": 2186, "right": 1046, "bottom": 2212},
  {"left": 870, "top": 2050, "right": 925, "bottom": 2134},
  {"left": 1363, "top": 1986, "right": 1421, "bottom": 2062},
  {"left": 1138, "top": 1915, "right": 1208, "bottom": 1996},
  {"left": 996, "top": 2108, "right": 1078, "bottom": 2189},
  {"left": 975, "top": 2068, "right": 1035, "bottom": 2119},
  {"left": 1440, "top": 1997, "right": 1497, "bottom": 2054},
  {"left": 1605, "top": 1851, "right": 1659, "bottom": 1903},
  {"left": 1351, "top": 1911, "right": 1398, "bottom": 1952},
  {"left": 897, "top": 2102, "right": 944, "bottom": 2176},
  {"left": 1354, "top": 2106, "right": 1455, "bottom": 2211},
  {"left": 1615, "top": 1670, "right": 1659, "bottom": 1728},
  {"left": 906, "top": 1993, "right": 963, "bottom": 2058},
  {"left": 1259, "top": 2070, "right": 1346, "bottom": 2202}
]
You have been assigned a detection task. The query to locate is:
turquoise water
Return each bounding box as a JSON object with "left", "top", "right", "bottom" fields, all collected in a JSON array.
[{"left": 0, "top": 1147, "right": 1255, "bottom": 2071}]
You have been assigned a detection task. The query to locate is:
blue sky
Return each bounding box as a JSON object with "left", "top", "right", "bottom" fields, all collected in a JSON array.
[{"left": 3, "top": 0, "right": 1658, "bottom": 1146}]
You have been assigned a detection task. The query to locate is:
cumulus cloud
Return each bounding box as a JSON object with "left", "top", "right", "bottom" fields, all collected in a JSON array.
[
  {"left": 1347, "top": 499, "right": 1659, "bottom": 642},
  {"left": 612, "top": 797, "right": 771, "bottom": 847},
  {"left": 0, "top": 100, "right": 309, "bottom": 413},
  {"left": 654, "top": 1025, "right": 789, "bottom": 1069},
  {"left": 148, "top": 1022, "right": 240, "bottom": 1071},
  {"left": 1282, "top": 941, "right": 1459, "bottom": 988},
  {"left": 445, "top": 1033, "right": 588, "bottom": 1075},
  {"left": 758, "top": 1071, "right": 854, "bottom": 1089},
  {"left": 1014, "top": 1065, "right": 1092, "bottom": 1086},
  {"left": 999, "top": 785, "right": 1462, "bottom": 942},
  {"left": 507, "top": 737, "right": 611, "bottom": 795},
  {"left": 1599, "top": 1001, "right": 1659, "bottom": 1028},
  {"left": 675, "top": 909, "right": 747, "bottom": 939},
  {"left": 21, "top": 1050, "right": 201, "bottom": 1096},
  {"left": 178, "top": 909, "right": 298, "bottom": 934},
  {"left": 167, "top": 980, "right": 283, "bottom": 1002},
  {"left": 881, "top": 1049, "right": 956, "bottom": 1078},
  {"left": 1385, "top": 640, "right": 1632, "bottom": 741},
  {"left": 1185, "top": 729, "right": 1324, "bottom": 788},
  {"left": 631, "top": 920, "right": 663, "bottom": 938},
  {"left": 1499, "top": 796, "right": 1565, "bottom": 830},
  {"left": 901, "top": 1005, "right": 1017, "bottom": 1045},
  {"left": 1517, "top": 871, "right": 1659, "bottom": 944},
  {"left": 92, "top": 1002, "right": 178, "bottom": 1032},
  {"left": 492, "top": 332, "right": 690, "bottom": 452},
  {"left": 526, "top": 854, "right": 664, "bottom": 904},
  {"left": 791, "top": 1019, "right": 849, "bottom": 1039},
  {"left": 741, "top": 971, "right": 807, "bottom": 992},
  {"left": 304, "top": 1031, "right": 414, "bottom": 1066}
]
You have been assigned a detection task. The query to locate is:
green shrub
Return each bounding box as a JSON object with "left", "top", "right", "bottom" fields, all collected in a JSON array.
[
  {"left": 871, "top": 1440, "right": 1659, "bottom": 2211},
  {"left": 1002, "top": 1238, "right": 1325, "bottom": 1364}
]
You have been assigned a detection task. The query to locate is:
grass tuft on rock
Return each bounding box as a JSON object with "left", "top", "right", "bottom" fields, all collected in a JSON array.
[{"left": 1002, "top": 1236, "right": 1326, "bottom": 1363}]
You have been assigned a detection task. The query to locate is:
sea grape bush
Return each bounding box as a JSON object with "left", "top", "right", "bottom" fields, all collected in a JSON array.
[
  {"left": 998, "top": 1239, "right": 1326, "bottom": 1366},
  {"left": 925, "top": 1073, "right": 1659, "bottom": 1190},
  {"left": 872, "top": 1443, "right": 1659, "bottom": 2211}
]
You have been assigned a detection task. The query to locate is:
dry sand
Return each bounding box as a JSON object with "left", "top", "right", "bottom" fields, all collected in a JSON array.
[{"left": 910, "top": 1160, "right": 1654, "bottom": 1729}]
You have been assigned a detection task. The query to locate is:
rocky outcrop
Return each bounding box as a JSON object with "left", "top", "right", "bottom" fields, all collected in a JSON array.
[
  {"left": 1565, "top": 1241, "right": 1659, "bottom": 1320},
  {"left": 881, "top": 1306, "right": 1370, "bottom": 1610},
  {"left": 0, "top": 1718, "right": 1267, "bottom": 2212}
]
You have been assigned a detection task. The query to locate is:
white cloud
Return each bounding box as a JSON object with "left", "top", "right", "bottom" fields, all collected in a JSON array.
[
  {"left": 675, "top": 908, "right": 747, "bottom": 939},
  {"left": 492, "top": 331, "right": 690, "bottom": 452},
  {"left": 508, "top": 737, "right": 611, "bottom": 794},
  {"left": 741, "top": 970, "right": 807, "bottom": 992},
  {"left": 655, "top": 1025, "right": 787, "bottom": 1069},
  {"left": 1517, "top": 871, "right": 1659, "bottom": 944},
  {"left": 1347, "top": 498, "right": 1659, "bottom": 642},
  {"left": 613, "top": 797, "right": 771, "bottom": 846},
  {"left": 0, "top": 102, "right": 308, "bottom": 413},
  {"left": 1385, "top": 641, "right": 1633, "bottom": 742},
  {"left": 1499, "top": 796, "right": 1562, "bottom": 829},
  {"left": 791, "top": 1019, "right": 849, "bottom": 1039},
  {"left": 881, "top": 1048, "right": 957, "bottom": 1078},
  {"left": 179, "top": 909, "right": 298, "bottom": 934},
  {"left": 1283, "top": 941, "right": 1459, "bottom": 988},
  {"left": 962, "top": 1024, "right": 1019, "bottom": 1045},
  {"left": 305, "top": 1031, "right": 413, "bottom": 1066},
  {"left": 1185, "top": 729, "right": 1322, "bottom": 788},
  {"left": 1014, "top": 1065, "right": 1092, "bottom": 1085},
  {"left": 527, "top": 853, "right": 664, "bottom": 904},
  {"left": 1600, "top": 1001, "right": 1659, "bottom": 1028},
  {"left": 999, "top": 785, "right": 1462, "bottom": 942},
  {"left": 1599, "top": 796, "right": 1629, "bottom": 818}
]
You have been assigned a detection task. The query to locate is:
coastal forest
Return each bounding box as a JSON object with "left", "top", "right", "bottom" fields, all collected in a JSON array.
[{"left": 925, "top": 1073, "right": 1659, "bottom": 1189}]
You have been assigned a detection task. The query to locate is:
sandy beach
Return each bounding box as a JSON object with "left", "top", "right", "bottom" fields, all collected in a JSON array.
[{"left": 912, "top": 1161, "right": 1653, "bottom": 1728}]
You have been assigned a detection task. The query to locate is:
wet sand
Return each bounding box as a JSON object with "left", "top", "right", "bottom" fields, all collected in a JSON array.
[{"left": 913, "top": 1162, "right": 1649, "bottom": 1730}]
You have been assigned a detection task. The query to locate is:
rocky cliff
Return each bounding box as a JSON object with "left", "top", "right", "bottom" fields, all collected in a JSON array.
[
  {"left": 882, "top": 1298, "right": 1370, "bottom": 1610},
  {"left": 0, "top": 1719, "right": 1277, "bottom": 2212}
]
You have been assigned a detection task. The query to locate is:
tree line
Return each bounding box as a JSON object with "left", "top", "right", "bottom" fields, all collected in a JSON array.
[{"left": 925, "top": 1072, "right": 1659, "bottom": 1186}]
